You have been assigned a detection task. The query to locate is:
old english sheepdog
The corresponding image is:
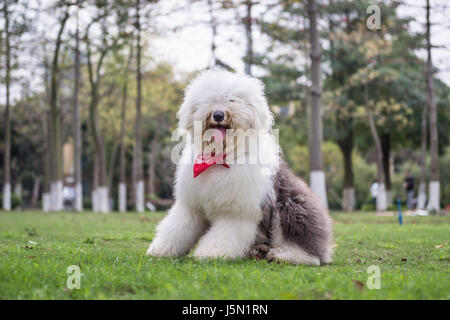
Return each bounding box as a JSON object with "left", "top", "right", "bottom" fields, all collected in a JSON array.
[{"left": 146, "top": 69, "right": 333, "bottom": 265}]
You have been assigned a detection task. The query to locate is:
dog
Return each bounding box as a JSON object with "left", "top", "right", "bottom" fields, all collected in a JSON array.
[{"left": 146, "top": 69, "right": 333, "bottom": 265}]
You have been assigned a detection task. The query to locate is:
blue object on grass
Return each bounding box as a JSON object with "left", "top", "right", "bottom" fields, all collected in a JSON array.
[{"left": 397, "top": 198, "right": 403, "bottom": 226}]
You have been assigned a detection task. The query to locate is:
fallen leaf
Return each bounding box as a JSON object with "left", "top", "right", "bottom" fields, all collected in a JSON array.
[
  {"left": 28, "top": 256, "right": 35, "bottom": 259},
  {"left": 434, "top": 244, "right": 445, "bottom": 248},
  {"left": 352, "top": 279, "right": 364, "bottom": 291},
  {"left": 332, "top": 243, "right": 339, "bottom": 248}
]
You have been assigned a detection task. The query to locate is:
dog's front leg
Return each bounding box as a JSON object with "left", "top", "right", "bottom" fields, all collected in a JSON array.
[
  {"left": 146, "top": 202, "right": 207, "bottom": 257},
  {"left": 193, "top": 217, "right": 258, "bottom": 260}
]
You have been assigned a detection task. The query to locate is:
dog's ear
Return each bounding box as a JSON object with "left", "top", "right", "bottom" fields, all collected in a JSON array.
[
  {"left": 246, "top": 77, "right": 274, "bottom": 130},
  {"left": 177, "top": 100, "right": 194, "bottom": 131}
]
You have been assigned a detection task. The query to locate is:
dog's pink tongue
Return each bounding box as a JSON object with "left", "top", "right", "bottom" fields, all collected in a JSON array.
[{"left": 213, "top": 127, "right": 226, "bottom": 142}]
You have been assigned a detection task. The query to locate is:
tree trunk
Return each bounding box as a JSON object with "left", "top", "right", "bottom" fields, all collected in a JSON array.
[
  {"left": 338, "top": 128, "right": 355, "bottom": 212},
  {"left": 417, "top": 101, "right": 428, "bottom": 209},
  {"left": 133, "top": 0, "right": 145, "bottom": 213},
  {"left": 42, "top": 50, "right": 51, "bottom": 212},
  {"left": 244, "top": 0, "right": 253, "bottom": 76},
  {"left": 2, "top": 2, "right": 11, "bottom": 211},
  {"left": 307, "top": 0, "right": 328, "bottom": 208},
  {"left": 89, "top": 96, "right": 109, "bottom": 213},
  {"left": 42, "top": 110, "right": 51, "bottom": 212},
  {"left": 118, "top": 80, "right": 129, "bottom": 212},
  {"left": 49, "top": 11, "right": 69, "bottom": 212},
  {"left": 207, "top": 0, "right": 217, "bottom": 66},
  {"left": 107, "top": 140, "right": 119, "bottom": 197},
  {"left": 381, "top": 133, "right": 392, "bottom": 206},
  {"left": 31, "top": 177, "right": 41, "bottom": 209},
  {"left": 73, "top": 10, "right": 83, "bottom": 212},
  {"left": 92, "top": 151, "right": 99, "bottom": 212},
  {"left": 147, "top": 139, "right": 157, "bottom": 197},
  {"left": 118, "top": 45, "right": 133, "bottom": 213},
  {"left": 425, "top": 0, "right": 440, "bottom": 211},
  {"left": 85, "top": 18, "right": 111, "bottom": 214},
  {"left": 364, "top": 83, "right": 386, "bottom": 211}
]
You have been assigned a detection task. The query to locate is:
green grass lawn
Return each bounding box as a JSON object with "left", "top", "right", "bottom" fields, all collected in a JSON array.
[{"left": 0, "top": 210, "right": 448, "bottom": 299}]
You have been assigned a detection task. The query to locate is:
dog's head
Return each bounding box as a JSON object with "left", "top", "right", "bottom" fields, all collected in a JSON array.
[{"left": 177, "top": 69, "right": 274, "bottom": 135}]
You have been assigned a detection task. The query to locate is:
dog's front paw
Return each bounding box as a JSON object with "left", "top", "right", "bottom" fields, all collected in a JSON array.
[
  {"left": 193, "top": 243, "right": 245, "bottom": 260},
  {"left": 193, "top": 245, "right": 227, "bottom": 260},
  {"left": 146, "top": 241, "right": 177, "bottom": 257}
]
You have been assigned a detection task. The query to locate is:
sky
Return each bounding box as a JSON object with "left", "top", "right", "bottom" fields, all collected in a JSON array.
[{"left": 1, "top": 0, "right": 449, "bottom": 104}]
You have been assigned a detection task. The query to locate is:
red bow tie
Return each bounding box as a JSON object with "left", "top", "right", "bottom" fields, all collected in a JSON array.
[{"left": 193, "top": 153, "right": 230, "bottom": 178}]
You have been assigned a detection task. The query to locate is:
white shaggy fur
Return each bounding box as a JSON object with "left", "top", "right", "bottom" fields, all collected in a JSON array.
[
  {"left": 146, "top": 70, "right": 333, "bottom": 264},
  {"left": 147, "top": 69, "right": 279, "bottom": 260}
]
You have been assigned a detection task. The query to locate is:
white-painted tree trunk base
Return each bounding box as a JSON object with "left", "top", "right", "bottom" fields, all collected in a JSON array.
[
  {"left": 426, "top": 181, "right": 440, "bottom": 212},
  {"left": 386, "top": 190, "right": 393, "bottom": 207},
  {"left": 417, "top": 182, "right": 427, "bottom": 210},
  {"left": 92, "top": 189, "right": 98, "bottom": 212},
  {"left": 2, "top": 183, "right": 11, "bottom": 211},
  {"left": 75, "top": 183, "right": 83, "bottom": 212},
  {"left": 50, "top": 181, "right": 63, "bottom": 211},
  {"left": 310, "top": 170, "right": 328, "bottom": 209},
  {"left": 119, "top": 183, "right": 127, "bottom": 212},
  {"left": 42, "top": 192, "right": 50, "bottom": 212},
  {"left": 135, "top": 180, "right": 145, "bottom": 212},
  {"left": 97, "top": 186, "right": 109, "bottom": 213},
  {"left": 376, "top": 183, "right": 387, "bottom": 211},
  {"left": 342, "top": 187, "right": 355, "bottom": 212}
]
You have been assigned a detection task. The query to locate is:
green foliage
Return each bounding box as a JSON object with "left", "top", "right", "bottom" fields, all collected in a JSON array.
[
  {"left": 0, "top": 211, "right": 448, "bottom": 299},
  {"left": 361, "top": 203, "right": 374, "bottom": 212},
  {"left": 83, "top": 198, "right": 92, "bottom": 210}
]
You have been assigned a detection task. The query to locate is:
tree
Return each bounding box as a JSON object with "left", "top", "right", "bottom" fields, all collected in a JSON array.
[
  {"left": 1, "top": 0, "right": 29, "bottom": 210},
  {"left": 417, "top": 95, "right": 428, "bottom": 209},
  {"left": 73, "top": 6, "right": 82, "bottom": 212},
  {"left": 2, "top": 1, "right": 12, "bottom": 211},
  {"left": 41, "top": 45, "right": 51, "bottom": 212},
  {"left": 244, "top": 0, "right": 254, "bottom": 76},
  {"left": 133, "top": 0, "right": 145, "bottom": 212},
  {"left": 118, "top": 44, "right": 133, "bottom": 212},
  {"left": 49, "top": 6, "right": 70, "bottom": 211},
  {"left": 364, "top": 82, "right": 387, "bottom": 210},
  {"left": 84, "top": 3, "right": 124, "bottom": 213},
  {"left": 307, "top": 0, "right": 328, "bottom": 208},
  {"left": 324, "top": 0, "right": 358, "bottom": 211},
  {"left": 425, "top": 0, "right": 440, "bottom": 211}
]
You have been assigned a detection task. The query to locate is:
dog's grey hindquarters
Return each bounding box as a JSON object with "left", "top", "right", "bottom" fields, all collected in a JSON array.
[{"left": 250, "top": 159, "right": 333, "bottom": 265}]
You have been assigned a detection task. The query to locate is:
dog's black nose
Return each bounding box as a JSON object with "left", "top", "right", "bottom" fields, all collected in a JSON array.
[{"left": 213, "top": 111, "right": 225, "bottom": 122}]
